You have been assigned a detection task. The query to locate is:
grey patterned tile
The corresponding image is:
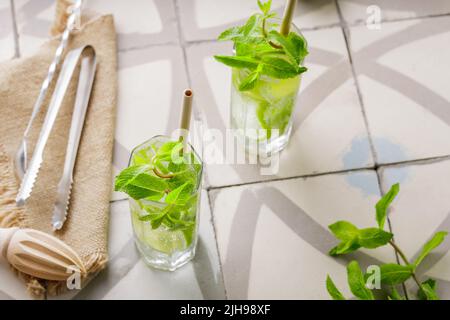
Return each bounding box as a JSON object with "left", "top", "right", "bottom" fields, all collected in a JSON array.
[
  {"left": 177, "top": 0, "right": 340, "bottom": 42},
  {"left": 14, "top": 0, "right": 179, "bottom": 56},
  {"left": 349, "top": 17, "right": 450, "bottom": 164},
  {"left": 0, "top": 261, "right": 33, "bottom": 300},
  {"left": 186, "top": 27, "right": 374, "bottom": 187},
  {"left": 380, "top": 157, "right": 450, "bottom": 299},
  {"left": 64, "top": 190, "right": 225, "bottom": 300},
  {"left": 211, "top": 170, "right": 396, "bottom": 299},
  {"left": 339, "top": 0, "right": 450, "bottom": 24}
]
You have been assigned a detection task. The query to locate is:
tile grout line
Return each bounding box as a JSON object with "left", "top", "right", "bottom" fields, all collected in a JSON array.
[
  {"left": 329, "top": 1, "right": 412, "bottom": 294},
  {"left": 173, "top": 0, "right": 228, "bottom": 300},
  {"left": 207, "top": 166, "right": 375, "bottom": 191},
  {"left": 334, "top": 0, "right": 378, "bottom": 166},
  {"left": 9, "top": 0, "right": 20, "bottom": 58},
  {"left": 205, "top": 153, "right": 450, "bottom": 192},
  {"left": 110, "top": 153, "right": 450, "bottom": 201},
  {"left": 206, "top": 189, "right": 228, "bottom": 300},
  {"left": 114, "top": 10, "right": 450, "bottom": 55}
]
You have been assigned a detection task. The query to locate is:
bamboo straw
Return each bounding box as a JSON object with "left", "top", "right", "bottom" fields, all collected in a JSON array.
[
  {"left": 178, "top": 89, "right": 194, "bottom": 152},
  {"left": 280, "top": 0, "right": 297, "bottom": 36}
]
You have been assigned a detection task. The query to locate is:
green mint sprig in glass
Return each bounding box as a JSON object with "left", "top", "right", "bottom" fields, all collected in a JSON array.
[
  {"left": 114, "top": 89, "right": 203, "bottom": 271},
  {"left": 326, "top": 183, "right": 448, "bottom": 300},
  {"left": 115, "top": 140, "right": 201, "bottom": 246},
  {"left": 214, "top": 0, "right": 308, "bottom": 92},
  {"left": 215, "top": 0, "right": 309, "bottom": 153}
]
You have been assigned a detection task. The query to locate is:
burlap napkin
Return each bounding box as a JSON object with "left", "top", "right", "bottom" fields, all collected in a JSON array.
[{"left": 0, "top": 12, "right": 117, "bottom": 297}]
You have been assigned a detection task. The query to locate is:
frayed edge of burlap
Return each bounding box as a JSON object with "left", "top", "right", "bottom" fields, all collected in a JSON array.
[
  {"left": 0, "top": 145, "right": 25, "bottom": 229},
  {"left": 46, "top": 250, "right": 108, "bottom": 297}
]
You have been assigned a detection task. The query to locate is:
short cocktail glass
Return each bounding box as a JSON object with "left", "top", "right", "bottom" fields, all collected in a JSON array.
[
  {"left": 128, "top": 135, "right": 203, "bottom": 271},
  {"left": 230, "top": 22, "right": 306, "bottom": 156}
]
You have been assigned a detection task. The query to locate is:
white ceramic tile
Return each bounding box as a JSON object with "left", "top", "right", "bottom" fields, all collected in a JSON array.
[
  {"left": 380, "top": 158, "right": 450, "bottom": 299},
  {"left": 14, "top": 0, "right": 52, "bottom": 57},
  {"left": 186, "top": 27, "right": 374, "bottom": 187},
  {"left": 111, "top": 45, "right": 189, "bottom": 200},
  {"left": 15, "top": 0, "right": 178, "bottom": 56},
  {"left": 178, "top": 0, "right": 340, "bottom": 42},
  {"left": 66, "top": 190, "right": 225, "bottom": 300},
  {"left": 350, "top": 17, "right": 450, "bottom": 164},
  {"left": 0, "top": 262, "right": 33, "bottom": 300},
  {"left": 0, "top": 0, "right": 15, "bottom": 61},
  {"left": 339, "top": 0, "right": 450, "bottom": 24},
  {"left": 211, "top": 170, "right": 396, "bottom": 299},
  {"left": 86, "top": 0, "right": 179, "bottom": 50}
]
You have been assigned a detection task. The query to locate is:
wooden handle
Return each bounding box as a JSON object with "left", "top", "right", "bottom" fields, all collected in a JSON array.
[{"left": 0, "top": 227, "right": 86, "bottom": 281}]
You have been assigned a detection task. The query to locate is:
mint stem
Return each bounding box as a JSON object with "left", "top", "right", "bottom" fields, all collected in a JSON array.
[
  {"left": 261, "top": 16, "right": 282, "bottom": 49},
  {"left": 388, "top": 240, "right": 423, "bottom": 291},
  {"left": 280, "top": 0, "right": 296, "bottom": 36}
]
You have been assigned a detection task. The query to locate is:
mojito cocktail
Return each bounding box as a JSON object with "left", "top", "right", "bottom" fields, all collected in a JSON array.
[
  {"left": 230, "top": 66, "right": 302, "bottom": 154},
  {"left": 215, "top": 0, "right": 308, "bottom": 155},
  {"left": 115, "top": 135, "right": 202, "bottom": 271}
]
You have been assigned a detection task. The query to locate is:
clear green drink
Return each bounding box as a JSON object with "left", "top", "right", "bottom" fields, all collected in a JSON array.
[
  {"left": 231, "top": 66, "right": 302, "bottom": 154},
  {"left": 116, "top": 135, "right": 202, "bottom": 271},
  {"left": 214, "top": 1, "right": 308, "bottom": 155}
]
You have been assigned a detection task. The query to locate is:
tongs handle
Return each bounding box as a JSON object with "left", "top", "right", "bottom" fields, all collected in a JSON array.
[{"left": 52, "top": 46, "right": 97, "bottom": 230}]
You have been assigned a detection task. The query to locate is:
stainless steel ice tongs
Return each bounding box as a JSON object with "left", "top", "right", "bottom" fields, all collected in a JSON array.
[
  {"left": 14, "top": 0, "right": 83, "bottom": 180},
  {"left": 16, "top": 45, "right": 97, "bottom": 231}
]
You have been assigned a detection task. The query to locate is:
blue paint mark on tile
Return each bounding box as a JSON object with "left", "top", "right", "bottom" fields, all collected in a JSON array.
[
  {"left": 383, "top": 166, "right": 410, "bottom": 187},
  {"left": 346, "top": 171, "right": 380, "bottom": 197},
  {"left": 342, "top": 137, "right": 372, "bottom": 169},
  {"left": 373, "top": 137, "right": 407, "bottom": 164}
]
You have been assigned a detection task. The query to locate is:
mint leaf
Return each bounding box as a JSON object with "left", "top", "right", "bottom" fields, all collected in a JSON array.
[
  {"left": 379, "top": 264, "right": 413, "bottom": 285},
  {"left": 214, "top": 55, "right": 260, "bottom": 70},
  {"left": 358, "top": 228, "right": 393, "bottom": 249},
  {"left": 218, "top": 26, "right": 242, "bottom": 41},
  {"left": 130, "top": 172, "right": 168, "bottom": 192},
  {"left": 328, "top": 221, "right": 359, "bottom": 241},
  {"left": 389, "top": 287, "right": 405, "bottom": 300},
  {"left": 418, "top": 279, "right": 439, "bottom": 300},
  {"left": 420, "top": 283, "right": 439, "bottom": 300},
  {"left": 260, "top": 55, "right": 305, "bottom": 78},
  {"left": 182, "top": 228, "right": 195, "bottom": 247},
  {"left": 166, "top": 182, "right": 193, "bottom": 205},
  {"left": 257, "top": 0, "right": 272, "bottom": 15},
  {"left": 376, "top": 183, "right": 399, "bottom": 229},
  {"left": 414, "top": 231, "right": 448, "bottom": 267},
  {"left": 115, "top": 165, "right": 168, "bottom": 200},
  {"left": 267, "top": 30, "right": 300, "bottom": 63},
  {"left": 287, "top": 32, "right": 308, "bottom": 61},
  {"left": 214, "top": 1, "right": 308, "bottom": 88},
  {"left": 326, "top": 275, "right": 346, "bottom": 300},
  {"left": 347, "top": 261, "right": 374, "bottom": 300},
  {"left": 120, "top": 185, "right": 161, "bottom": 200},
  {"left": 329, "top": 238, "right": 361, "bottom": 256},
  {"left": 241, "top": 14, "right": 261, "bottom": 37},
  {"left": 114, "top": 165, "right": 150, "bottom": 191},
  {"left": 156, "top": 141, "right": 180, "bottom": 156},
  {"left": 155, "top": 141, "right": 183, "bottom": 162},
  {"left": 239, "top": 65, "right": 262, "bottom": 91},
  {"left": 131, "top": 148, "right": 151, "bottom": 165}
]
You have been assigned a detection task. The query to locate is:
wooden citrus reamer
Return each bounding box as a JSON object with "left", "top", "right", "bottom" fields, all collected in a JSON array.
[{"left": 0, "top": 227, "right": 86, "bottom": 281}]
